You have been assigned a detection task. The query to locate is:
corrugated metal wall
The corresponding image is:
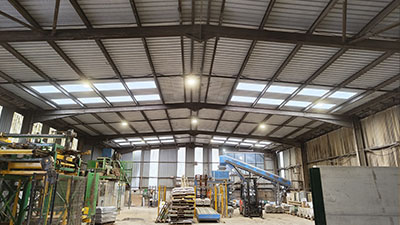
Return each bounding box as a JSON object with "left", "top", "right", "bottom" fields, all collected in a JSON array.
[{"left": 277, "top": 147, "right": 304, "bottom": 190}]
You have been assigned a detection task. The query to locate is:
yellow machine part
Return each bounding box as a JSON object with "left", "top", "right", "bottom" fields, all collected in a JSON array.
[
  {"left": 0, "top": 170, "right": 47, "bottom": 175},
  {"left": 8, "top": 162, "right": 42, "bottom": 170},
  {"left": 0, "top": 149, "right": 34, "bottom": 155}
]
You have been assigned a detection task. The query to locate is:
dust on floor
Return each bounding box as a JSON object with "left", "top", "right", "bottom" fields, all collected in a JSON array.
[{"left": 115, "top": 207, "right": 314, "bottom": 225}]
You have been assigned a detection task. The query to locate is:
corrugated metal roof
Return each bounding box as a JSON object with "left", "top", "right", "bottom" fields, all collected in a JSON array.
[
  {"left": 243, "top": 41, "right": 295, "bottom": 79},
  {"left": 0, "top": 84, "right": 52, "bottom": 109},
  {"left": 75, "top": 125, "right": 98, "bottom": 135},
  {"left": 373, "top": 6, "right": 400, "bottom": 39},
  {"left": 120, "top": 111, "right": 145, "bottom": 121},
  {"left": 89, "top": 124, "right": 115, "bottom": 135},
  {"left": 197, "top": 119, "right": 218, "bottom": 131},
  {"left": 251, "top": 124, "right": 277, "bottom": 136},
  {"left": 0, "top": 1, "right": 30, "bottom": 30},
  {"left": 286, "top": 117, "right": 312, "bottom": 127},
  {"left": 130, "top": 121, "right": 153, "bottom": 132},
  {"left": 222, "top": 0, "right": 270, "bottom": 28},
  {"left": 198, "top": 109, "right": 222, "bottom": 119},
  {"left": 316, "top": 0, "right": 394, "bottom": 36},
  {"left": 269, "top": 126, "right": 297, "bottom": 137},
  {"left": 216, "top": 121, "right": 237, "bottom": 133},
  {"left": 243, "top": 113, "right": 267, "bottom": 123},
  {"left": 102, "top": 38, "right": 152, "bottom": 76},
  {"left": 158, "top": 76, "right": 185, "bottom": 103},
  {"left": 171, "top": 119, "right": 191, "bottom": 130},
  {"left": 55, "top": 40, "right": 115, "bottom": 78},
  {"left": 9, "top": 41, "right": 80, "bottom": 80},
  {"left": 206, "top": 77, "right": 235, "bottom": 104},
  {"left": 136, "top": 0, "right": 179, "bottom": 26},
  {"left": 349, "top": 53, "right": 400, "bottom": 89},
  {"left": 382, "top": 81, "right": 400, "bottom": 91},
  {"left": 18, "top": 0, "right": 84, "bottom": 28},
  {"left": 335, "top": 91, "right": 386, "bottom": 114},
  {"left": 222, "top": 111, "right": 245, "bottom": 120},
  {"left": 150, "top": 120, "right": 171, "bottom": 132},
  {"left": 267, "top": 115, "right": 291, "bottom": 124},
  {"left": 0, "top": 46, "right": 44, "bottom": 81},
  {"left": 147, "top": 37, "right": 182, "bottom": 75},
  {"left": 313, "top": 49, "right": 384, "bottom": 85},
  {"left": 212, "top": 38, "right": 252, "bottom": 76},
  {"left": 75, "top": 114, "right": 100, "bottom": 123},
  {"left": 167, "top": 108, "right": 191, "bottom": 118},
  {"left": 78, "top": 0, "right": 136, "bottom": 27},
  {"left": 287, "top": 127, "right": 311, "bottom": 138},
  {"left": 266, "top": 0, "right": 330, "bottom": 32},
  {"left": 96, "top": 113, "right": 122, "bottom": 123},
  {"left": 279, "top": 45, "right": 340, "bottom": 82},
  {"left": 109, "top": 123, "right": 134, "bottom": 134},
  {"left": 144, "top": 110, "right": 168, "bottom": 120},
  {"left": 234, "top": 122, "right": 257, "bottom": 134}
]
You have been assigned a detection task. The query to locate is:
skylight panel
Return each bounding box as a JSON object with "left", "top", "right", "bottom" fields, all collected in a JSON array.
[
  {"left": 255, "top": 144, "right": 266, "bottom": 148},
  {"left": 329, "top": 91, "right": 357, "bottom": 99},
  {"left": 267, "top": 85, "right": 297, "bottom": 94},
  {"left": 147, "top": 140, "right": 160, "bottom": 144},
  {"left": 225, "top": 141, "right": 238, "bottom": 145},
  {"left": 213, "top": 136, "right": 227, "bottom": 140},
  {"left": 285, "top": 100, "right": 311, "bottom": 107},
  {"left": 78, "top": 97, "right": 104, "bottom": 104},
  {"left": 119, "top": 142, "right": 131, "bottom": 146},
  {"left": 51, "top": 98, "right": 76, "bottom": 105},
  {"left": 231, "top": 96, "right": 256, "bottom": 103},
  {"left": 159, "top": 136, "right": 173, "bottom": 140},
  {"left": 313, "top": 103, "right": 336, "bottom": 109},
  {"left": 236, "top": 82, "right": 265, "bottom": 92},
  {"left": 127, "top": 81, "right": 157, "bottom": 89},
  {"left": 143, "top": 137, "right": 158, "bottom": 140},
  {"left": 61, "top": 84, "right": 92, "bottom": 92},
  {"left": 240, "top": 142, "right": 253, "bottom": 146},
  {"left": 228, "top": 138, "right": 242, "bottom": 142},
  {"left": 259, "top": 141, "right": 271, "bottom": 145},
  {"left": 244, "top": 139, "right": 257, "bottom": 143},
  {"left": 257, "top": 98, "right": 284, "bottom": 105},
  {"left": 106, "top": 96, "right": 133, "bottom": 103},
  {"left": 298, "top": 88, "right": 329, "bottom": 97},
  {"left": 132, "top": 141, "right": 146, "bottom": 145},
  {"left": 135, "top": 94, "right": 161, "bottom": 101},
  {"left": 94, "top": 82, "right": 124, "bottom": 91},
  {"left": 211, "top": 140, "right": 224, "bottom": 144},
  {"left": 127, "top": 138, "right": 142, "bottom": 142},
  {"left": 161, "top": 139, "right": 174, "bottom": 143},
  {"left": 32, "top": 85, "right": 60, "bottom": 93},
  {"left": 114, "top": 139, "right": 126, "bottom": 143}
]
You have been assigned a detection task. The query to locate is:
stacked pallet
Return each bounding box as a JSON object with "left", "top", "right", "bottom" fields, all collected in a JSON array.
[{"left": 169, "top": 187, "right": 195, "bottom": 224}]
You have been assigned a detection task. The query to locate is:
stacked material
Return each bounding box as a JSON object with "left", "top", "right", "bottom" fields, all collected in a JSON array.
[
  {"left": 196, "top": 207, "right": 220, "bottom": 222},
  {"left": 156, "top": 201, "right": 170, "bottom": 223},
  {"left": 195, "top": 198, "right": 211, "bottom": 206},
  {"left": 169, "top": 187, "right": 195, "bottom": 224},
  {"left": 95, "top": 206, "right": 117, "bottom": 224},
  {"left": 297, "top": 207, "right": 314, "bottom": 220}
]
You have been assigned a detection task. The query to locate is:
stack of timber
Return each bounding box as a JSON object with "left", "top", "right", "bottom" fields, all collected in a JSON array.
[{"left": 169, "top": 187, "right": 195, "bottom": 224}]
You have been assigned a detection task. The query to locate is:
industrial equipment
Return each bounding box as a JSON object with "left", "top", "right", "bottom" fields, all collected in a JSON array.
[{"left": 219, "top": 155, "right": 291, "bottom": 217}]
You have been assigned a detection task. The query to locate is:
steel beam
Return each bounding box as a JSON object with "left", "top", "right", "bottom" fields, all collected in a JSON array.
[
  {"left": 97, "top": 130, "right": 301, "bottom": 147},
  {"left": 1, "top": 25, "right": 399, "bottom": 52}
]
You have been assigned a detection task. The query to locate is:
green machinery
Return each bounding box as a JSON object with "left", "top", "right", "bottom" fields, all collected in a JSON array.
[{"left": 0, "top": 130, "right": 87, "bottom": 225}]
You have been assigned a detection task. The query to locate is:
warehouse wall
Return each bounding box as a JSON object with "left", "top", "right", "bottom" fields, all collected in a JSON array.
[{"left": 279, "top": 105, "right": 400, "bottom": 190}]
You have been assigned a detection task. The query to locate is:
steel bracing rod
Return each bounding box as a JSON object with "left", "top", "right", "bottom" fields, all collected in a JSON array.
[{"left": 2, "top": 25, "right": 400, "bottom": 52}]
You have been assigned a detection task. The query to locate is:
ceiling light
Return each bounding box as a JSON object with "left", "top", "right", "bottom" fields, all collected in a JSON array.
[
  {"left": 231, "top": 96, "right": 256, "bottom": 103},
  {"left": 236, "top": 82, "right": 265, "bottom": 92},
  {"left": 257, "top": 98, "right": 284, "bottom": 105},
  {"left": 298, "top": 88, "right": 329, "bottom": 97},
  {"left": 225, "top": 141, "right": 238, "bottom": 145},
  {"left": 259, "top": 123, "right": 266, "bottom": 129},
  {"left": 211, "top": 140, "right": 224, "bottom": 144},
  {"left": 127, "top": 81, "right": 157, "bottom": 89},
  {"left": 132, "top": 141, "right": 146, "bottom": 145},
  {"left": 51, "top": 98, "right": 76, "bottom": 105},
  {"left": 94, "top": 82, "right": 125, "bottom": 91},
  {"left": 114, "top": 139, "right": 126, "bottom": 143},
  {"left": 244, "top": 139, "right": 257, "bottom": 143},
  {"left": 61, "top": 84, "right": 92, "bottom": 92},
  {"left": 222, "top": 148, "right": 226, "bottom": 152},
  {"left": 121, "top": 121, "right": 128, "bottom": 126},
  {"left": 267, "top": 85, "right": 297, "bottom": 94},
  {"left": 78, "top": 97, "right": 105, "bottom": 104},
  {"left": 161, "top": 139, "right": 174, "bottom": 143},
  {"left": 239, "top": 156, "right": 244, "bottom": 160},
  {"left": 329, "top": 91, "right": 357, "bottom": 99},
  {"left": 285, "top": 100, "right": 311, "bottom": 108},
  {"left": 259, "top": 141, "right": 271, "bottom": 145},
  {"left": 255, "top": 144, "right": 266, "bottom": 148},
  {"left": 32, "top": 85, "right": 60, "bottom": 93},
  {"left": 240, "top": 142, "right": 253, "bottom": 146},
  {"left": 106, "top": 96, "right": 133, "bottom": 103},
  {"left": 135, "top": 94, "right": 160, "bottom": 101},
  {"left": 313, "top": 103, "right": 336, "bottom": 109},
  {"left": 191, "top": 118, "right": 198, "bottom": 125},
  {"left": 185, "top": 75, "right": 198, "bottom": 87},
  {"left": 147, "top": 140, "right": 160, "bottom": 144}
]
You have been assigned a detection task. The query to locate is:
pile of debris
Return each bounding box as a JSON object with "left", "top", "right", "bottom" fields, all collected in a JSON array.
[
  {"left": 95, "top": 206, "right": 117, "bottom": 224},
  {"left": 169, "top": 187, "right": 195, "bottom": 224}
]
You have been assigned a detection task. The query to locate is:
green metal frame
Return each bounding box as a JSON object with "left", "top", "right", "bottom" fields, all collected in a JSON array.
[{"left": 310, "top": 168, "right": 326, "bottom": 225}]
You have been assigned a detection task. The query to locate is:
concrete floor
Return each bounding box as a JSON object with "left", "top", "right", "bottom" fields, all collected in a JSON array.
[{"left": 115, "top": 207, "right": 314, "bottom": 225}]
